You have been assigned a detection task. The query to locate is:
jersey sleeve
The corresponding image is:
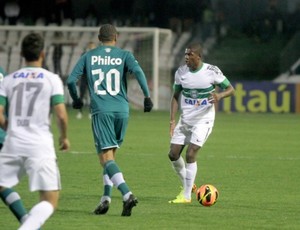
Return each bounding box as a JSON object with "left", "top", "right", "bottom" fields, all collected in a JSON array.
[
  {"left": 126, "top": 52, "right": 150, "bottom": 97},
  {"left": 210, "top": 65, "right": 231, "bottom": 89},
  {"left": 50, "top": 74, "right": 65, "bottom": 105},
  {"left": 66, "top": 54, "right": 86, "bottom": 101}
]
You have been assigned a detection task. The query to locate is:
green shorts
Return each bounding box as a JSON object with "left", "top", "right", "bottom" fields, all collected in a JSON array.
[{"left": 91, "top": 112, "right": 129, "bottom": 153}]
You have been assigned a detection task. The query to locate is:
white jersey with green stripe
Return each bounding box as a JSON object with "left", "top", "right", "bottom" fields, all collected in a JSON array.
[
  {"left": 0, "top": 67, "right": 65, "bottom": 157},
  {"left": 174, "top": 63, "right": 230, "bottom": 125}
]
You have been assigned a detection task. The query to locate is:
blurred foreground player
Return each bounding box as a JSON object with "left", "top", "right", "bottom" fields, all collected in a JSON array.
[{"left": 0, "top": 33, "right": 70, "bottom": 229}]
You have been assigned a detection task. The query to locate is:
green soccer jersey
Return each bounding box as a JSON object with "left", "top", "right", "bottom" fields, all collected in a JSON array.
[
  {"left": 67, "top": 45, "right": 150, "bottom": 114},
  {"left": 0, "top": 67, "right": 6, "bottom": 145}
]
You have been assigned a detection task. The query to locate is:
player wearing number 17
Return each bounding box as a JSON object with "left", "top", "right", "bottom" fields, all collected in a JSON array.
[
  {"left": 0, "top": 33, "right": 70, "bottom": 229},
  {"left": 67, "top": 24, "right": 153, "bottom": 216}
]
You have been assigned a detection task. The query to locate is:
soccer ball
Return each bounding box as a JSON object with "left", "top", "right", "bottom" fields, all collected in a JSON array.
[{"left": 196, "top": 184, "right": 219, "bottom": 207}]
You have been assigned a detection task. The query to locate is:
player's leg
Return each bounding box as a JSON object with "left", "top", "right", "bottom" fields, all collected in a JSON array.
[
  {"left": 168, "top": 120, "right": 187, "bottom": 186},
  {"left": 100, "top": 149, "right": 116, "bottom": 203},
  {"left": 92, "top": 113, "right": 137, "bottom": 216},
  {"left": 168, "top": 121, "right": 191, "bottom": 203},
  {"left": 113, "top": 113, "right": 138, "bottom": 216},
  {"left": 102, "top": 167, "right": 113, "bottom": 202},
  {"left": 100, "top": 151, "right": 137, "bottom": 216},
  {"left": 93, "top": 155, "right": 114, "bottom": 215},
  {"left": 0, "top": 187, "right": 28, "bottom": 223},
  {"left": 184, "top": 143, "right": 200, "bottom": 200},
  {"left": 18, "top": 191, "right": 59, "bottom": 230},
  {"left": 168, "top": 143, "right": 192, "bottom": 203},
  {"left": 92, "top": 113, "right": 114, "bottom": 214},
  {"left": 18, "top": 157, "right": 61, "bottom": 230},
  {"left": 0, "top": 155, "right": 28, "bottom": 223},
  {"left": 184, "top": 124, "right": 213, "bottom": 200},
  {"left": 168, "top": 144, "right": 186, "bottom": 188}
]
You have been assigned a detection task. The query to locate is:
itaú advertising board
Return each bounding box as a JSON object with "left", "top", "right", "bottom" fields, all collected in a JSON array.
[{"left": 218, "top": 81, "right": 300, "bottom": 113}]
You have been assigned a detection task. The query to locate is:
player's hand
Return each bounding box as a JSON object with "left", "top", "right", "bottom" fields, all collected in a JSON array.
[
  {"left": 144, "top": 97, "right": 153, "bottom": 112},
  {"left": 59, "top": 137, "right": 70, "bottom": 152},
  {"left": 208, "top": 93, "right": 220, "bottom": 104},
  {"left": 72, "top": 99, "right": 83, "bottom": 109}
]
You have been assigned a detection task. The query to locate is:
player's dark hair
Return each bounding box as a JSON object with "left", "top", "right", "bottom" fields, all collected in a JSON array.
[
  {"left": 21, "top": 33, "right": 44, "bottom": 61},
  {"left": 187, "top": 43, "right": 202, "bottom": 57},
  {"left": 98, "top": 24, "right": 117, "bottom": 42}
]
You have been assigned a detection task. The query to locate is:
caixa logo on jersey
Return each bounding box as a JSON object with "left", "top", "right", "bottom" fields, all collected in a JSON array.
[
  {"left": 185, "top": 90, "right": 208, "bottom": 106},
  {"left": 184, "top": 98, "right": 208, "bottom": 107},
  {"left": 13, "top": 72, "right": 44, "bottom": 78},
  {"left": 91, "top": 56, "right": 122, "bottom": 65}
]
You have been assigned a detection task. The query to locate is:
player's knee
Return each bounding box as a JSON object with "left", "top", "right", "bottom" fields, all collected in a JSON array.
[
  {"left": 186, "top": 146, "right": 200, "bottom": 162},
  {"left": 186, "top": 154, "right": 197, "bottom": 163},
  {"left": 168, "top": 151, "right": 180, "bottom": 161}
]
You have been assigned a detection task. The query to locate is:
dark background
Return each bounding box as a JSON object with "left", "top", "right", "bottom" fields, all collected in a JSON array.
[
  {"left": 1, "top": 0, "right": 299, "bottom": 29},
  {"left": 1, "top": 0, "right": 300, "bottom": 80}
]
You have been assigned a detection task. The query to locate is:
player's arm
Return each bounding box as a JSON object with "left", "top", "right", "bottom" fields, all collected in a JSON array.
[
  {"left": 52, "top": 95, "right": 70, "bottom": 151},
  {"left": 126, "top": 52, "right": 153, "bottom": 112},
  {"left": 66, "top": 55, "right": 85, "bottom": 109},
  {"left": 131, "top": 65, "right": 153, "bottom": 112},
  {"left": 0, "top": 96, "right": 7, "bottom": 130},
  {"left": 208, "top": 79, "right": 235, "bottom": 104},
  {"left": 170, "top": 85, "right": 181, "bottom": 137},
  {"left": 131, "top": 65, "right": 150, "bottom": 97}
]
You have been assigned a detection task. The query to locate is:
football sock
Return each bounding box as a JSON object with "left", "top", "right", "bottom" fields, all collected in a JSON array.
[
  {"left": 101, "top": 168, "right": 113, "bottom": 203},
  {"left": 171, "top": 156, "right": 186, "bottom": 188},
  {"left": 105, "top": 160, "right": 131, "bottom": 201},
  {"left": 0, "top": 188, "right": 28, "bottom": 223},
  {"left": 18, "top": 201, "right": 54, "bottom": 230},
  {"left": 185, "top": 162, "right": 198, "bottom": 200}
]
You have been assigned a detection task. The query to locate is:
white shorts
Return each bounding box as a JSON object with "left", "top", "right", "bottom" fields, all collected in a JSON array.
[
  {"left": 171, "top": 120, "right": 213, "bottom": 147},
  {"left": 0, "top": 154, "right": 61, "bottom": 192}
]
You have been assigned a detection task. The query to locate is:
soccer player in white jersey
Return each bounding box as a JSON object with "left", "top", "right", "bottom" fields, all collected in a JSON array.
[
  {"left": 0, "top": 33, "right": 70, "bottom": 229},
  {"left": 168, "top": 43, "right": 234, "bottom": 203}
]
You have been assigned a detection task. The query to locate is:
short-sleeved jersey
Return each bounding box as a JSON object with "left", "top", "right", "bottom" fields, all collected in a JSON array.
[
  {"left": 174, "top": 63, "right": 231, "bottom": 125},
  {"left": 67, "top": 45, "right": 150, "bottom": 114},
  {"left": 0, "top": 67, "right": 65, "bottom": 157},
  {"left": 0, "top": 67, "right": 6, "bottom": 144}
]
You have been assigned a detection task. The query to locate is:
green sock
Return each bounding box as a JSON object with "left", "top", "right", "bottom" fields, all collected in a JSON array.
[
  {"left": 0, "top": 188, "right": 28, "bottom": 223},
  {"left": 105, "top": 160, "right": 130, "bottom": 197},
  {"left": 103, "top": 167, "right": 113, "bottom": 198}
]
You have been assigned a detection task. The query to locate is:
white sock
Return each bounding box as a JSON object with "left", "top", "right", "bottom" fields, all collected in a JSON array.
[
  {"left": 184, "top": 162, "right": 197, "bottom": 200},
  {"left": 171, "top": 156, "right": 186, "bottom": 188},
  {"left": 18, "top": 201, "right": 54, "bottom": 230},
  {"left": 103, "top": 174, "right": 113, "bottom": 187}
]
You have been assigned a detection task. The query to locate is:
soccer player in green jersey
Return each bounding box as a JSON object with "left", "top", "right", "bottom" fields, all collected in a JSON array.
[
  {"left": 0, "top": 66, "right": 6, "bottom": 150},
  {"left": 67, "top": 24, "right": 153, "bottom": 216},
  {"left": 168, "top": 43, "right": 235, "bottom": 203}
]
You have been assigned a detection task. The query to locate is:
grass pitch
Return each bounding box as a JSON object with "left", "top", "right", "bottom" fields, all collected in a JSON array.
[{"left": 1, "top": 108, "right": 300, "bottom": 229}]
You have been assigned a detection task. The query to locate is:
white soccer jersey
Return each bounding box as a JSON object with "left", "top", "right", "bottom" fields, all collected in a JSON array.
[
  {"left": 0, "top": 67, "right": 64, "bottom": 157},
  {"left": 174, "top": 63, "right": 230, "bottom": 125}
]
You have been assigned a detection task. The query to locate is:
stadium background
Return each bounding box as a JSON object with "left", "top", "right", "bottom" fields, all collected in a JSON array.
[
  {"left": 0, "top": 3, "right": 300, "bottom": 229},
  {"left": 1, "top": 0, "right": 299, "bottom": 112}
]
